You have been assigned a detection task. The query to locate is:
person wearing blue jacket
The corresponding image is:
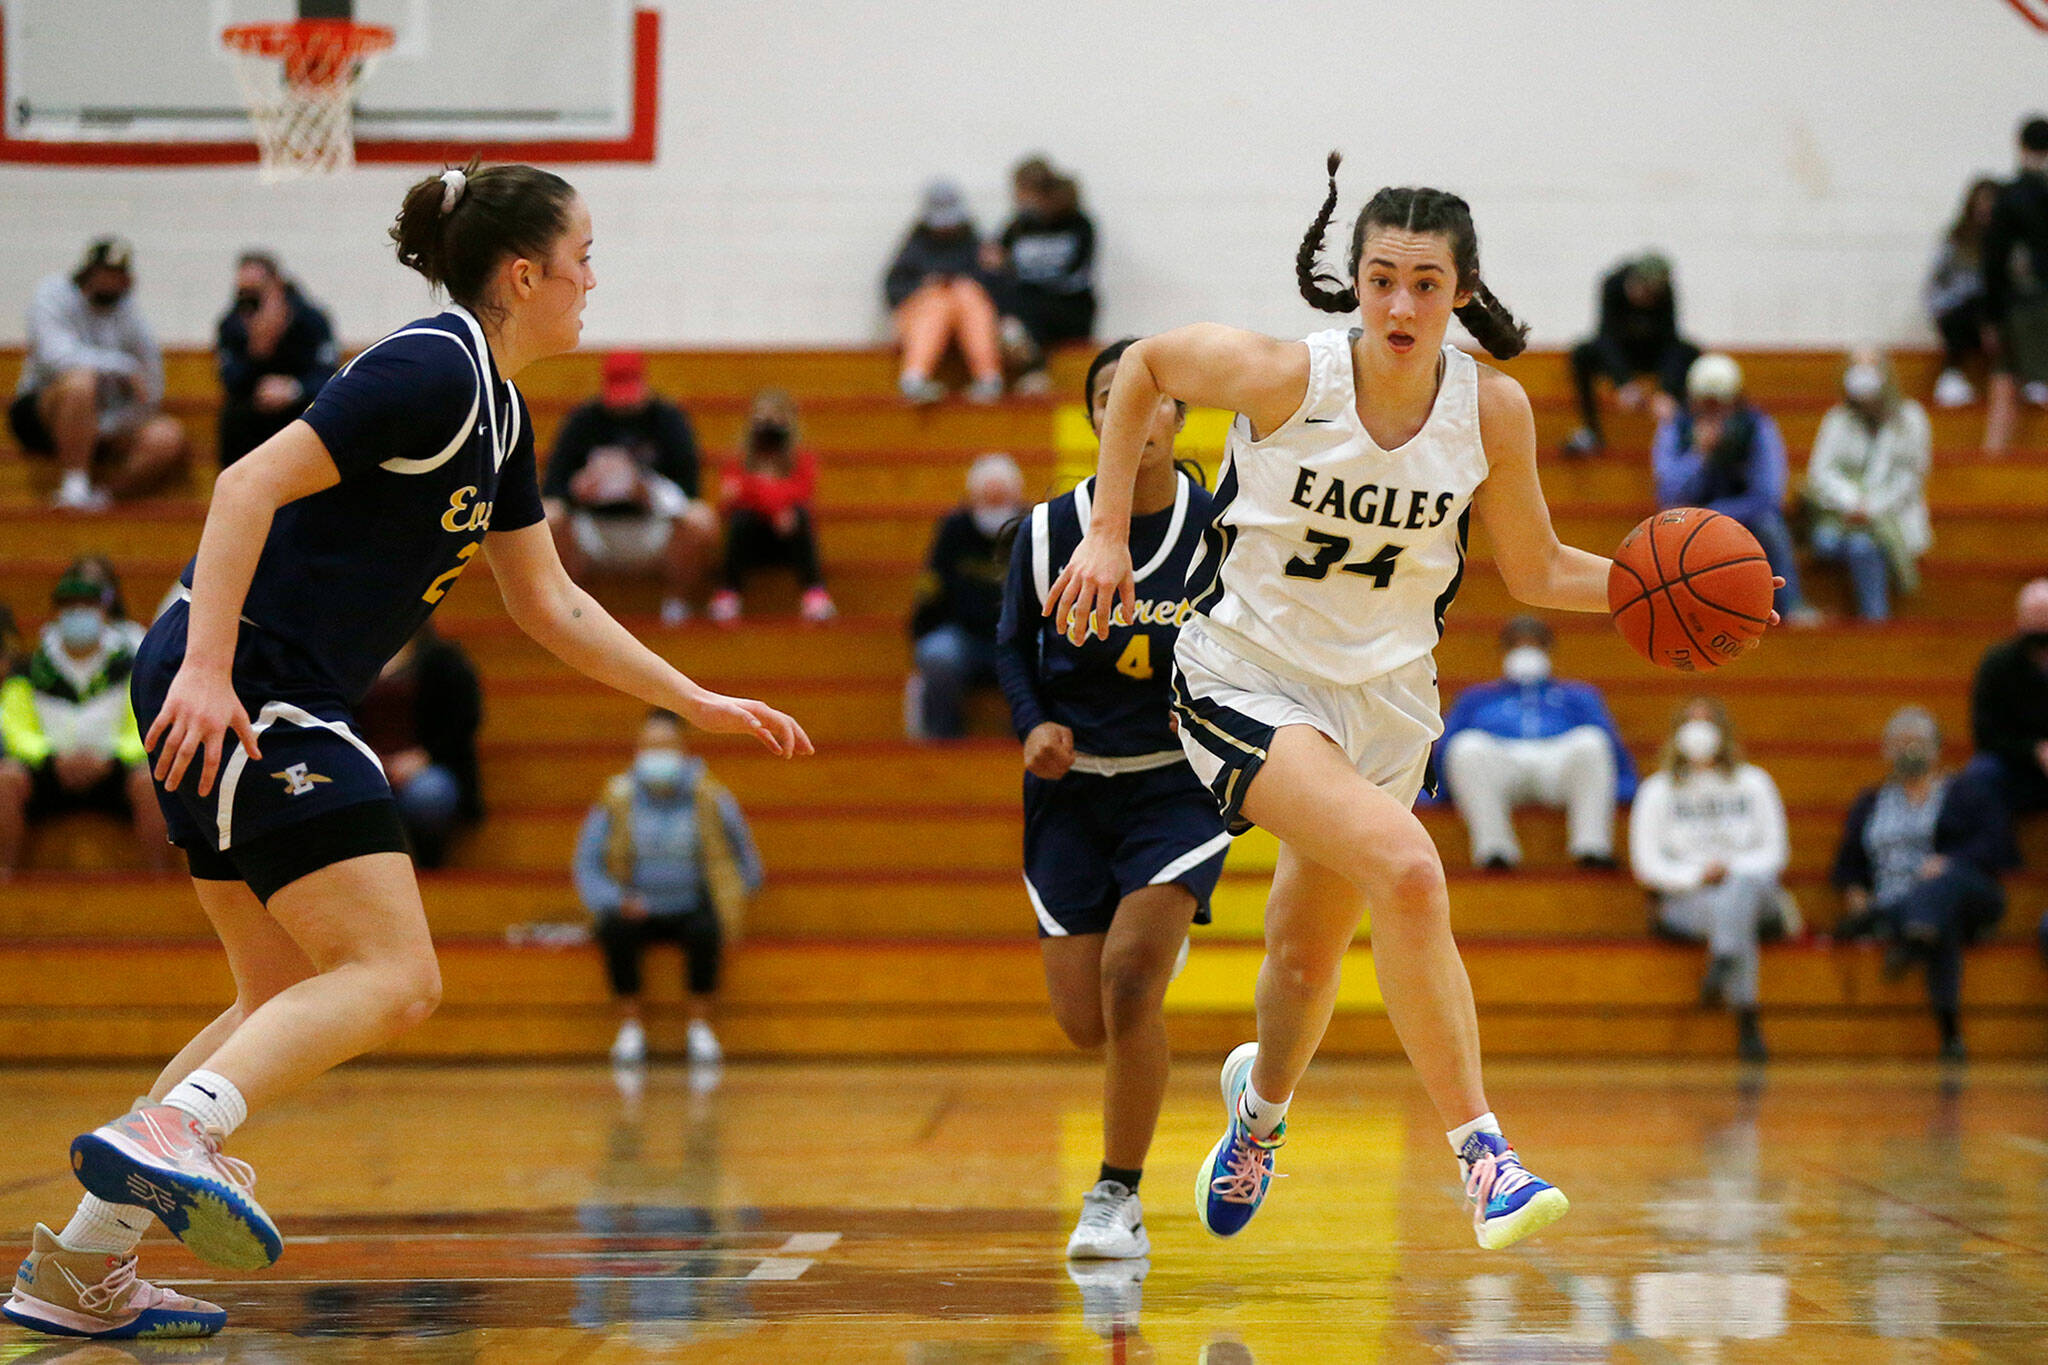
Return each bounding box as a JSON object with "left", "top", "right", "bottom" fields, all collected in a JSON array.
[
  {"left": 1437, "top": 615, "right": 1636, "bottom": 870},
  {"left": 1652, "top": 353, "right": 1818, "bottom": 624}
]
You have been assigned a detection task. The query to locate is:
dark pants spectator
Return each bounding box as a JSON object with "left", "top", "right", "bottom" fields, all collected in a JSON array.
[
  {"left": 218, "top": 398, "right": 309, "bottom": 468},
  {"left": 1936, "top": 299, "right": 1988, "bottom": 373},
  {"left": 723, "top": 507, "right": 822, "bottom": 591},
  {"left": 594, "top": 908, "right": 724, "bottom": 998},
  {"left": 1876, "top": 862, "right": 2005, "bottom": 1045},
  {"left": 1964, "top": 750, "right": 2048, "bottom": 824},
  {"left": 1570, "top": 339, "right": 1700, "bottom": 441},
  {"left": 394, "top": 764, "right": 463, "bottom": 869},
  {"left": 913, "top": 624, "right": 998, "bottom": 738},
  {"left": 1002, "top": 286, "right": 1095, "bottom": 354}
]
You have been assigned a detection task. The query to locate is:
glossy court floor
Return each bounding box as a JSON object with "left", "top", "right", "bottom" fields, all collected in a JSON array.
[{"left": 2, "top": 1059, "right": 2045, "bottom": 1362}]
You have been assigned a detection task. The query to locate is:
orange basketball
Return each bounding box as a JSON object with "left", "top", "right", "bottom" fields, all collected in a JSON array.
[{"left": 1608, "top": 508, "right": 1773, "bottom": 671}]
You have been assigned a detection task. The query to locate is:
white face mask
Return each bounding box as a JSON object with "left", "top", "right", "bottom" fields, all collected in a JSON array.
[
  {"left": 1674, "top": 719, "right": 1722, "bottom": 765},
  {"left": 1501, "top": 645, "right": 1551, "bottom": 685},
  {"left": 970, "top": 506, "right": 1013, "bottom": 539},
  {"left": 633, "top": 749, "right": 686, "bottom": 791},
  {"left": 1843, "top": 364, "right": 1885, "bottom": 403}
]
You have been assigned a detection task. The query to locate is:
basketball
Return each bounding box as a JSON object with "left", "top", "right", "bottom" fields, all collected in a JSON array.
[{"left": 1607, "top": 507, "right": 1773, "bottom": 671}]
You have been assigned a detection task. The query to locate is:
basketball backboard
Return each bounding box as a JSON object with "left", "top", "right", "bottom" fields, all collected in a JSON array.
[{"left": 0, "top": 0, "right": 656, "bottom": 164}]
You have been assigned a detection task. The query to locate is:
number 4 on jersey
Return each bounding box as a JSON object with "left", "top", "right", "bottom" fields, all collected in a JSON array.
[
  {"left": 1283, "top": 532, "right": 1403, "bottom": 588},
  {"left": 1115, "top": 634, "right": 1154, "bottom": 680}
]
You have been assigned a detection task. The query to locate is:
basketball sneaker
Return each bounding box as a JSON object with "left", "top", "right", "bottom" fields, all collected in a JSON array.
[
  {"left": 1066, "top": 1180, "right": 1149, "bottom": 1259},
  {"left": 1196, "top": 1042, "right": 1284, "bottom": 1238},
  {"left": 2, "top": 1224, "right": 225, "bottom": 1339},
  {"left": 1457, "top": 1131, "right": 1569, "bottom": 1250},
  {"left": 1064, "top": 1256, "right": 1148, "bottom": 1339},
  {"left": 70, "top": 1106, "right": 281, "bottom": 1271}
]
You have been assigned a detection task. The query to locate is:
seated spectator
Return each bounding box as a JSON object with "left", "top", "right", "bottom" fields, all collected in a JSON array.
[
  {"left": 63, "top": 553, "right": 147, "bottom": 650},
  {"left": 354, "top": 622, "right": 482, "bottom": 869},
  {"left": 1563, "top": 253, "right": 1698, "bottom": 457},
  {"left": 1833, "top": 707, "right": 2013, "bottom": 1063},
  {"left": 215, "top": 250, "right": 338, "bottom": 467},
  {"left": 1927, "top": 178, "right": 2002, "bottom": 408},
  {"left": 909, "top": 453, "right": 1025, "bottom": 739},
  {"left": 1438, "top": 615, "right": 1637, "bottom": 871},
  {"left": 886, "top": 181, "right": 1004, "bottom": 405},
  {"left": 1629, "top": 698, "right": 1794, "bottom": 1063},
  {"left": 7, "top": 238, "right": 188, "bottom": 510},
  {"left": 574, "top": 710, "right": 762, "bottom": 1067},
  {"left": 1981, "top": 115, "right": 2048, "bottom": 454},
  {"left": 987, "top": 156, "right": 1097, "bottom": 393},
  {"left": 709, "top": 390, "right": 834, "bottom": 626},
  {"left": 1654, "top": 353, "right": 1818, "bottom": 625},
  {"left": 544, "top": 350, "right": 718, "bottom": 627},
  {"left": 0, "top": 568, "right": 168, "bottom": 873},
  {"left": 1801, "top": 350, "right": 1931, "bottom": 623},
  {"left": 1965, "top": 578, "right": 2048, "bottom": 827}
]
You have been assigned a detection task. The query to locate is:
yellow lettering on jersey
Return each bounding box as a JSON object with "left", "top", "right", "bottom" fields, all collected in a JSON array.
[
  {"left": 440, "top": 486, "right": 494, "bottom": 534},
  {"left": 422, "top": 541, "right": 481, "bottom": 604},
  {"left": 1115, "top": 634, "right": 1154, "bottom": 680}
]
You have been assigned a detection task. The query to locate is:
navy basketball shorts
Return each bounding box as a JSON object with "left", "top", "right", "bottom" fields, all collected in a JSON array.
[
  {"left": 1022, "top": 763, "right": 1232, "bottom": 938},
  {"left": 132, "top": 601, "right": 405, "bottom": 899}
]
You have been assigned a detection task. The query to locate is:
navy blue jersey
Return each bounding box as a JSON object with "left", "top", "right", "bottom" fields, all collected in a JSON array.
[
  {"left": 178, "top": 305, "right": 544, "bottom": 703},
  {"left": 996, "top": 471, "right": 1212, "bottom": 757}
]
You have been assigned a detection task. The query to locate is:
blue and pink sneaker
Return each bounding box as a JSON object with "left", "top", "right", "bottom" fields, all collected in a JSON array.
[
  {"left": 1458, "top": 1130, "right": 1569, "bottom": 1249},
  {"left": 70, "top": 1105, "right": 281, "bottom": 1271},
  {"left": 1196, "top": 1042, "right": 1285, "bottom": 1237}
]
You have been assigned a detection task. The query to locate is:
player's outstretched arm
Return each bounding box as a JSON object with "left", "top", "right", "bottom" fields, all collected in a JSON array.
[
  {"left": 1046, "top": 324, "right": 1306, "bottom": 642},
  {"left": 485, "top": 522, "right": 812, "bottom": 758},
  {"left": 1471, "top": 368, "right": 1612, "bottom": 614}
]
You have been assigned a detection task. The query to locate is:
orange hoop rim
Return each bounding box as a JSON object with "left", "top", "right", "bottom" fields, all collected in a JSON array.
[{"left": 220, "top": 19, "right": 396, "bottom": 67}]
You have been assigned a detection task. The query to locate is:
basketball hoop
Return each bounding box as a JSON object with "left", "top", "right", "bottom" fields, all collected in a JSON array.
[{"left": 221, "top": 19, "right": 395, "bottom": 180}]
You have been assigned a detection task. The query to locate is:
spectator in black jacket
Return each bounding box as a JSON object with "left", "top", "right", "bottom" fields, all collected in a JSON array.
[
  {"left": 987, "top": 157, "right": 1097, "bottom": 394},
  {"left": 908, "top": 453, "right": 1025, "bottom": 739},
  {"left": 1981, "top": 115, "right": 2048, "bottom": 454},
  {"left": 1564, "top": 253, "right": 1699, "bottom": 457},
  {"left": 886, "top": 181, "right": 1004, "bottom": 405},
  {"left": 1834, "top": 707, "right": 2014, "bottom": 1062},
  {"left": 354, "top": 623, "right": 483, "bottom": 869},
  {"left": 544, "top": 351, "right": 718, "bottom": 626},
  {"left": 215, "top": 251, "right": 338, "bottom": 467},
  {"left": 1965, "top": 578, "right": 2048, "bottom": 826}
]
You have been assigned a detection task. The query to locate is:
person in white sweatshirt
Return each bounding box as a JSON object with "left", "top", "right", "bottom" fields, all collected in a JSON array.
[
  {"left": 1801, "top": 350, "right": 1931, "bottom": 623},
  {"left": 1629, "top": 698, "right": 1793, "bottom": 1062}
]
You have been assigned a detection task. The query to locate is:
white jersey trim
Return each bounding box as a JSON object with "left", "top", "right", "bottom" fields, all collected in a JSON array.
[
  {"left": 1073, "top": 472, "right": 1192, "bottom": 586},
  {"left": 215, "top": 701, "right": 386, "bottom": 851},
  {"left": 331, "top": 325, "right": 480, "bottom": 477},
  {"left": 1029, "top": 505, "right": 1052, "bottom": 608},
  {"left": 1147, "top": 829, "right": 1233, "bottom": 886}
]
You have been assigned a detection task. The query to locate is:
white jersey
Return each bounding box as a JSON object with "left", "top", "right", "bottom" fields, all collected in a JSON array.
[{"left": 1187, "top": 329, "right": 1489, "bottom": 687}]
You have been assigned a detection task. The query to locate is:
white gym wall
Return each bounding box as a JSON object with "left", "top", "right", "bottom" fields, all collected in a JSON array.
[{"left": 0, "top": 0, "right": 2038, "bottom": 350}]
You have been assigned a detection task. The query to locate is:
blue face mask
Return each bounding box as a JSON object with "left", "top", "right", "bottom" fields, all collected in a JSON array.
[
  {"left": 633, "top": 749, "right": 686, "bottom": 791},
  {"left": 56, "top": 607, "right": 104, "bottom": 651}
]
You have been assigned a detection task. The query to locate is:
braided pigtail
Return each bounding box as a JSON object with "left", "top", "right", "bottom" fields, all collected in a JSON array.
[
  {"left": 1453, "top": 279, "right": 1530, "bottom": 360},
  {"left": 1296, "top": 151, "right": 1359, "bottom": 314}
]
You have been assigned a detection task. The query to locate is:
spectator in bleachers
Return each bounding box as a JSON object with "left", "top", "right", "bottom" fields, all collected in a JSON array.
[
  {"left": 1833, "top": 707, "right": 2012, "bottom": 1063},
  {"left": 1654, "top": 353, "right": 1819, "bottom": 625},
  {"left": 1562, "top": 253, "right": 1698, "bottom": 457},
  {"left": 987, "top": 156, "right": 1097, "bottom": 394},
  {"left": 0, "top": 567, "right": 167, "bottom": 873},
  {"left": 354, "top": 622, "right": 482, "bottom": 869},
  {"left": 1629, "top": 697, "right": 1794, "bottom": 1063},
  {"left": 63, "top": 553, "right": 146, "bottom": 650},
  {"left": 886, "top": 180, "right": 1005, "bottom": 405},
  {"left": 1801, "top": 349, "right": 1931, "bottom": 623},
  {"left": 8, "top": 237, "right": 188, "bottom": 511},
  {"left": 545, "top": 350, "right": 718, "bottom": 628},
  {"left": 709, "top": 390, "right": 835, "bottom": 626},
  {"left": 214, "top": 250, "right": 338, "bottom": 467},
  {"left": 1438, "top": 615, "right": 1636, "bottom": 871},
  {"left": 908, "top": 453, "right": 1024, "bottom": 739},
  {"left": 1927, "top": 178, "right": 2002, "bottom": 409},
  {"left": 1966, "top": 577, "right": 2048, "bottom": 828},
  {"left": 575, "top": 709, "right": 762, "bottom": 1067},
  {"left": 1981, "top": 115, "right": 2048, "bottom": 454}
]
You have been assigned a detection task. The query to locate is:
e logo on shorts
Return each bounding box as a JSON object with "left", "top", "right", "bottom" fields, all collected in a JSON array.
[{"left": 272, "top": 763, "right": 332, "bottom": 797}]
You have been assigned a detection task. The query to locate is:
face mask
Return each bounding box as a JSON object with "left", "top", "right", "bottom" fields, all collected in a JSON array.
[
  {"left": 750, "top": 421, "right": 791, "bottom": 453},
  {"left": 1890, "top": 745, "right": 1935, "bottom": 779},
  {"left": 235, "top": 290, "right": 263, "bottom": 315},
  {"left": 1501, "top": 645, "right": 1551, "bottom": 685},
  {"left": 86, "top": 289, "right": 125, "bottom": 310},
  {"left": 633, "top": 749, "right": 686, "bottom": 791},
  {"left": 56, "top": 607, "right": 104, "bottom": 650},
  {"left": 971, "top": 506, "right": 1012, "bottom": 538},
  {"left": 1674, "top": 719, "right": 1721, "bottom": 765},
  {"left": 1843, "top": 364, "right": 1884, "bottom": 403}
]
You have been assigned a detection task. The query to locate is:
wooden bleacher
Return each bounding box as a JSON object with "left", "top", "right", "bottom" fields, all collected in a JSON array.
[{"left": 2, "top": 344, "right": 2044, "bottom": 1060}]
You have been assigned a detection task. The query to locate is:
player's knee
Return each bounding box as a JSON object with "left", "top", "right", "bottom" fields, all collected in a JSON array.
[
  {"left": 1372, "top": 845, "right": 1445, "bottom": 913},
  {"left": 1050, "top": 995, "right": 1105, "bottom": 1050},
  {"left": 365, "top": 955, "right": 442, "bottom": 1034},
  {"left": 1099, "top": 954, "right": 1169, "bottom": 1035}
]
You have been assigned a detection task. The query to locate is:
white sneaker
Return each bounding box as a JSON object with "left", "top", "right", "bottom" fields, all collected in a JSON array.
[
  {"left": 610, "top": 1019, "right": 647, "bottom": 1065},
  {"left": 1066, "top": 1180, "right": 1150, "bottom": 1259},
  {"left": 1932, "top": 369, "right": 1975, "bottom": 408},
  {"left": 51, "top": 477, "right": 110, "bottom": 513},
  {"left": 686, "top": 1019, "right": 723, "bottom": 1065},
  {"left": 2024, "top": 381, "right": 2048, "bottom": 408},
  {"left": 965, "top": 376, "right": 1005, "bottom": 405},
  {"left": 1065, "top": 1257, "right": 1149, "bottom": 1338}
]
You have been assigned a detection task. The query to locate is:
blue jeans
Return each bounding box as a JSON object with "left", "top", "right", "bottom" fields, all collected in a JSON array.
[
  {"left": 1741, "top": 511, "right": 1806, "bottom": 615},
  {"left": 1809, "top": 522, "right": 1891, "bottom": 621},
  {"left": 912, "top": 624, "right": 998, "bottom": 739},
  {"left": 395, "top": 763, "right": 463, "bottom": 868}
]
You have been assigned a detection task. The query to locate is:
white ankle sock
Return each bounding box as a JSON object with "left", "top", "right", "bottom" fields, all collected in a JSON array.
[
  {"left": 163, "top": 1071, "right": 247, "bottom": 1138},
  {"left": 1446, "top": 1111, "right": 1504, "bottom": 1155},
  {"left": 1237, "top": 1079, "right": 1290, "bottom": 1140},
  {"left": 59, "top": 1194, "right": 152, "bottom": 1255}
]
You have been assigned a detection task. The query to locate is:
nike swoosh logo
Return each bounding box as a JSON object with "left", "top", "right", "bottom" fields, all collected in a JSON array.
[
  {"left": 1304, "top": 417, "right": 1334, "bottom": 424},
  {"left": 193, "top": 1084, "right": 218, "bottom": 1100}
]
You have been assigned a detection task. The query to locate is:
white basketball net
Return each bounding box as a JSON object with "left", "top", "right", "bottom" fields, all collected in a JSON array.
[{"left": 223, "top": 24, "right": 392, "bottom": 181}]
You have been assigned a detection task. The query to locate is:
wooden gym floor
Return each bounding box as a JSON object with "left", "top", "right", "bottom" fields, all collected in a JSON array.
[{"left": 3, "top": 1059, "right": 2045, "bottom": 1361}]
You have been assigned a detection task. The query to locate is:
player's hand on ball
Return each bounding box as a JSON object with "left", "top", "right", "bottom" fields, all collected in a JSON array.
[
  {"left": 1046, "top": 534, "right": 1136, "bottom": 644},
  {"left": 146, "top": 663, "right": 262, "bottom": 798},
  {"left": 1023, "top": 722, "right": 1076, "bottom": 780},
  {"left": 680, "top": 688, "right": 814, "bottom": 758}
]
